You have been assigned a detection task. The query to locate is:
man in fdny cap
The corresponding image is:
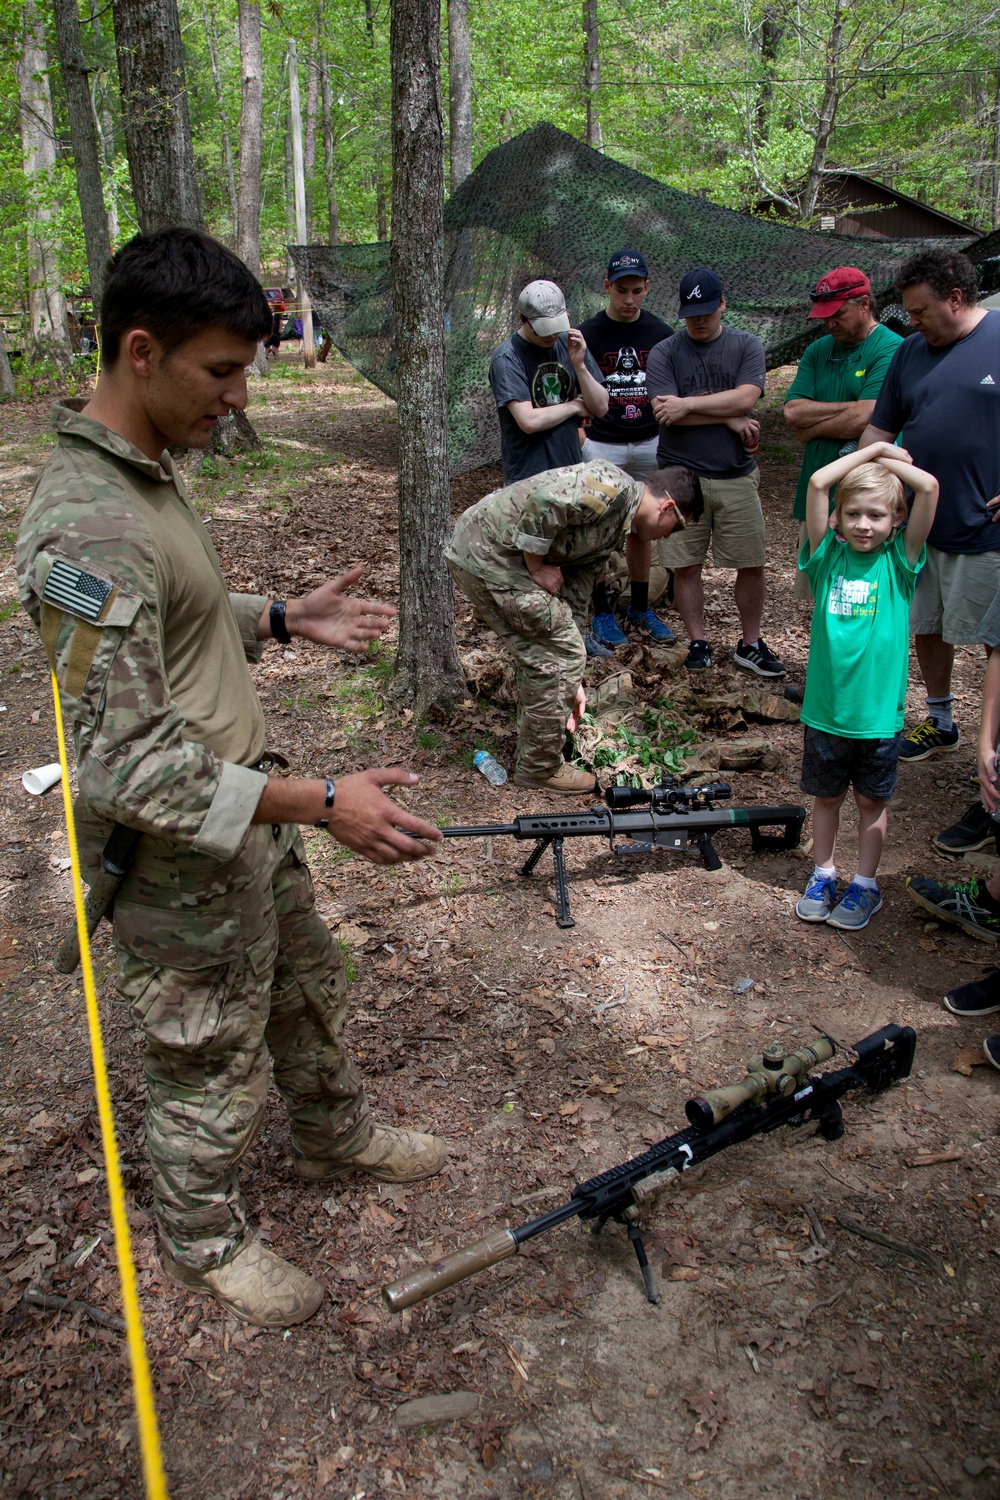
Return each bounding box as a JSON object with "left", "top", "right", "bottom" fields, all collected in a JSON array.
[
  {"left": 488, "top": 278, "right": 608, "bottom": 485},
  {"left": 578, "top": 249, "right": 677, "bottom": 651},
  {"left": 784, "top": 266, "right": 901, "bottom": 598}
]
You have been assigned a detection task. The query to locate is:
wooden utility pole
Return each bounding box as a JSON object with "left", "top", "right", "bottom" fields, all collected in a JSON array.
[{"left": 287, "top": 39, "right": 315, "bottom": 368}]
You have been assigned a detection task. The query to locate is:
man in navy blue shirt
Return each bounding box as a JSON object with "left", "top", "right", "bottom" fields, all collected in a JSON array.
[{"left": 862, "top": 249, "right": 1000, "bottom": 856}]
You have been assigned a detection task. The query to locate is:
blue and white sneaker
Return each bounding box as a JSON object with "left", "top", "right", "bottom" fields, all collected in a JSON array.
[
  {"left": 826, "top": 882, "right": 882, "bottom": 931},
  {"left": 795, "top": 873, "right": 837, "bottom": 923},
  {"left": 592, "top": 612, "right": 628, "bottom": 648},
  {"left": 583, "top": 630, "right": 613, "bottom": 659},
  {"left": 626, "top": 606, "right": 675, "bottom": 644}
]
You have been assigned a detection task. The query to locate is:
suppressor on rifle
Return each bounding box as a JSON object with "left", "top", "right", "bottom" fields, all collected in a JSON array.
[{"left": 383, "top": 1228, "right": 518, "bottom": 1313}]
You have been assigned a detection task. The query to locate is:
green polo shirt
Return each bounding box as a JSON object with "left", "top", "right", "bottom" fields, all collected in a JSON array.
[{"left": 786, "top": 323, "right": 902, "bottom": 520}]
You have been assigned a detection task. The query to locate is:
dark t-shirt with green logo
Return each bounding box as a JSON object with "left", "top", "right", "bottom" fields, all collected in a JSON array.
[{"left": 489, "top": 331, "right": 604, "bottom": 483}]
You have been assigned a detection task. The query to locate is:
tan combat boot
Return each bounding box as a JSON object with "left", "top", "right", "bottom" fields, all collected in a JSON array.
[
  {"left": 161, "top": 1234, "right": 323, "bottom": 1329},
  {"left": 513, "top": 762, "right": 598, "bottom": 796},
  {"left": 295, "top": 1125, "right": 448, "bottom": 1184}
]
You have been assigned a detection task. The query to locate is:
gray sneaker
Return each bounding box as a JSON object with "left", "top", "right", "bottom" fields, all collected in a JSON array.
[
  {"left": 826, "top": 882, "right": 882, "bottom": 931},
  {"left": 583, "top": 630, "right": 613, "bottom": 659},
  {"left": 795, "top": 872, "right": 837, "bottom": 922}
]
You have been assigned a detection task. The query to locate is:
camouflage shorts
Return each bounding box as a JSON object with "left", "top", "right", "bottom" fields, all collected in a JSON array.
[{"left": 111, "top": 821, "right": 371, "bottom": 1270}]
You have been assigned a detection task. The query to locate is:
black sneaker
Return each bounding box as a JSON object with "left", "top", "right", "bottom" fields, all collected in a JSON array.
[
  {"left": 906, "top": 874, "right": 1000, "bottom": 943},
  {"left": 944, "top": 971, "right": 1000, "bottom": 1016},
  {"left": 897, "top": 718, "right": 960, "bottom": 763},
  {"left": 685, "top": 639, "right": 713, "bottom": 671},
  {"left": 932, "top": 801, "right": 996, "bottom": 855},
  {"left": 983, "top": 1037, "right": 1000, "bottom": 1070},
  {"left": 734, "top": 638, "right": 786, "bottom": 678}
]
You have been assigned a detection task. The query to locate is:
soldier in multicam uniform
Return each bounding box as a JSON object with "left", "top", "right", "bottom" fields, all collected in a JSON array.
[
  {"left": 446, "top": 461, "right": 701, "bottom": 794},
  {"left": 17, "top": 228, "right": 448, "bottom": 1330}
]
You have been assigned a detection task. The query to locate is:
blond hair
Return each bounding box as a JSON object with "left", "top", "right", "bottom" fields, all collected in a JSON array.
[{"left": 834, "top": 461, "right": 906, "bottom": 530}]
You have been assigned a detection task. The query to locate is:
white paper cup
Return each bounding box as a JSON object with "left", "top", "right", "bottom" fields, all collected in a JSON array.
[{"left": 22, "top": 762, "right": 63, "bottom": 796}]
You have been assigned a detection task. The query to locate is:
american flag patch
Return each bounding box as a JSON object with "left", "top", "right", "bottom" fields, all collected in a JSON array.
[{"left": 41, "top": 560, "right": 112, "bottom": 622}]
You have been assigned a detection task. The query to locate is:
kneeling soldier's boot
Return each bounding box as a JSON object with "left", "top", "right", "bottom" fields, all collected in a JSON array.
[
  {"left": 161, "top": 1234, "right": 323, "bottom": 1329},
  {"left": 295, "top": 1125, "right": 448, "bottom": 1184}
]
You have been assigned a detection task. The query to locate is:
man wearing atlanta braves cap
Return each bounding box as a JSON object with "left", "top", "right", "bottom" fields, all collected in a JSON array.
[
  {"left": 646, "top": 267, "right": 784, "bottom": 677},
  {"left": 784, "top": 268, "right": 901, "bottom": 601},
  {"left": 487, "top": 279, "right": 608, "bottom": 484}
]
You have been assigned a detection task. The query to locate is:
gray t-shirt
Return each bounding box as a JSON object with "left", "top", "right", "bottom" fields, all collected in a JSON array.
[
  {"left": 646, "top": 327, "right": 766, "bottom": 478},
  {"left": 488, "top": 332, "right": 604, "bottom": 483}
]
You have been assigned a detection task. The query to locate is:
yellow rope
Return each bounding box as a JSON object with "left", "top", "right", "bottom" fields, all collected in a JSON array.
[{"left": 50, "top": 671, "right": 169, "bottom": 1500}]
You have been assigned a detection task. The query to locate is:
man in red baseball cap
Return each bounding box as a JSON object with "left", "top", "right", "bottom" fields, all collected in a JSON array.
[{"left": 784, "top": 266, "right": 902, "bottom": 598}]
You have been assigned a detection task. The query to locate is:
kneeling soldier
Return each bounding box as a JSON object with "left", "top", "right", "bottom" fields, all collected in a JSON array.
[{"left": 446, "top": 462, "right": 701, "bottom": 794}]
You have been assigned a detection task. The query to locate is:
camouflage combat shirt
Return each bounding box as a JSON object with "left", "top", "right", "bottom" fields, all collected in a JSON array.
[
  {"left": 16, "top": 400, "right": 270, "bottom": 860},
  {"left": 445, "top": 461, "right": 645, "bottom": 582}
]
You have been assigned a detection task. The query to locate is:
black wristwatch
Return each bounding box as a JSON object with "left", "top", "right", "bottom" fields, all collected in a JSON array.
[
  {"left": 315, "top": 777, "right": 336, "bottom": 829},
  {"left": 269, "top": 599, "right": 292, "bottom": 645}
]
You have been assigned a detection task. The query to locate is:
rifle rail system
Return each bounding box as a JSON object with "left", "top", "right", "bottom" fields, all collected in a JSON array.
[{"left": 443, "top": 779, "right": 806, "bottom": 927}]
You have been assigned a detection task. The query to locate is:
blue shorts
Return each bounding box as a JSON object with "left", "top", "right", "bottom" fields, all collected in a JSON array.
[{"left": 800, "top": 726, "right": 899, "bottom": 802}]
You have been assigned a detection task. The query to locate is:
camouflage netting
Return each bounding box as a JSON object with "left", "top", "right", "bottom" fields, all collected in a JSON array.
[{"left": 291, "top": 121, "right": 980, "bottom": 476}]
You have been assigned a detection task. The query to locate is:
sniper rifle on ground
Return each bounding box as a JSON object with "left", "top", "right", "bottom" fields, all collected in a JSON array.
[
  {"left": 442, "top": 778, "right": 806, "bottom": 927},
  {"left": 383, "top": 1024, "right": 916, "bottom": 1311}
]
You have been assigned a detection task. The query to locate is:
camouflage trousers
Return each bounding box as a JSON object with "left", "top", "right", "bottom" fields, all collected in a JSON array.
[
  {"left": 109, "top": 820, "right": 372, "bottom": 1271},
  {"left": 449, "top": 559, "right": 593, "bottom": 781}
]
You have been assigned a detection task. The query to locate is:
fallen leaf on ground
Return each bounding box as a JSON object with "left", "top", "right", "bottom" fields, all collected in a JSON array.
[{"left": 952, "top": 1047, "right": 989, "bottom": 1076}]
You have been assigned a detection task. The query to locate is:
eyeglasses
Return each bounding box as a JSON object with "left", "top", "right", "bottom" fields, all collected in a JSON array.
[{"left": 809, "top": 283, "right": 868, "bottom": 304}]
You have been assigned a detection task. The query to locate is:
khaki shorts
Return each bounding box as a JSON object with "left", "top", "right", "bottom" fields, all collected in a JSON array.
[
  {"left": 909, "top": 545, "right": 1000, "bottom": 644},
  {"left": 658, "top": 471, "right": 766, "bottom": 570}
]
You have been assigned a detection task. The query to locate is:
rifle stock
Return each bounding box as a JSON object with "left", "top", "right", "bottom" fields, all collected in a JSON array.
[{"left": 382, "top": 1024, "right": 916, "bottom": 1311}]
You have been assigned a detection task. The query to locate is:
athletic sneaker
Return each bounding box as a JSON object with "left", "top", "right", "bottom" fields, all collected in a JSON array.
[
  {"left": 897, "top": 718, "right": 961, "bottom": 763},
  {"left": 592, "top": 612, "right": 628, "bottom": 648},
  {"left": 826, "top": 882, "right": 882, "bottom": 931},
  {"left": 684, "top": 639, "right": 713, "bottom": 671},
  {"left": 906, "top": 874, "right": 1000, "bottom": 943},
  {"left": 983, "top": 1037, "right": 1000, "bottom": 1070},
  {"left": 943, "top": 971, "right": 1000, "bottom": 1016},
  {"left": 583, "top": 630, "right": 613, "bottom": 659},
  {"left": 734, "top": 638, "right": 786, "bottom": 678},
  {"left": 795, "top": 872, "right": 837, "bottom": 923},
  {"left": 932, "top": 801, "right": 996, "bottom": 855},
  {"left": 626, "top": 606, "right": 674, "bottom": 644}
]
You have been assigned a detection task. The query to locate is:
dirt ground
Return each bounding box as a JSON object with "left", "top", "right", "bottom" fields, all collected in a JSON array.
[{"left": 1, "top": 357, "right": 999, "bottom": 1500}]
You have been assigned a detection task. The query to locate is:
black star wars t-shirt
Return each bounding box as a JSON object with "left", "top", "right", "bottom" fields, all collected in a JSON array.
[
  {"left": 488, "top": 332, "right": 604, "bottom": 483},
  {"left": 578, "top": 308, "right": 674, "bottom": 444}
]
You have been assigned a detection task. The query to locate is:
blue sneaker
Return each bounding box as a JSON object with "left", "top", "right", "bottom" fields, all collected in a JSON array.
[
  {"left": 626, "top": 606, "right": 675, "bottom": 644},
  {"left": 826, "top": 882, "right": 882, "bottom": 931},
  {"left": 592, "top": 612, "right": 628, "bottom": 648},
  {"left": 583, "top": 630, "right": 613, "bottom": 659},
  {"left": 795, "top": 873, "right": 837, "bottom": 923}
]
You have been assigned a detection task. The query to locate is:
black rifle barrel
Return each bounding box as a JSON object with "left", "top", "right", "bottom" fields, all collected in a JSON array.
[
  {"left": 382, "top": 1024, "right": 916, "bottom": 1312},
  {"left": 442, "top": 804, "right": 804, "bottom": 842}
]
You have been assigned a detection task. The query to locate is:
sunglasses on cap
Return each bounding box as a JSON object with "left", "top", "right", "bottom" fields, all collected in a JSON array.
[{"left": 808, "top": 282, "right": 868, "bottom": 303}]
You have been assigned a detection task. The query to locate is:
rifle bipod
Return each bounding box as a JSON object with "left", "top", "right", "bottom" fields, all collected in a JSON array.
[
  {"left": 519, "top": 836, "right": 575, "bottom": 927},
  {"left": 588, "top": 1210, "right": 662, "bottom": 1306}
]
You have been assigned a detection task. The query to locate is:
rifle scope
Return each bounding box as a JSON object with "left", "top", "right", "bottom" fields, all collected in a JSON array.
[{"left": 604, "top": 780, "right": 732, "bottom": 811}]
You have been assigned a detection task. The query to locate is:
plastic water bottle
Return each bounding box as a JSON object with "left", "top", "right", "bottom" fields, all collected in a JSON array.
[{"left": 473, "top": 749, "right": 507, "bottom": 786}]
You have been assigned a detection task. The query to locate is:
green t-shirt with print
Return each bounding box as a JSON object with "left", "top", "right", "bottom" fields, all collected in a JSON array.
[
  {"left": 799, "top": 527, "right": 924, "bottom": 739},
  {"left": 786, "top": 323, "right": 903, "bottom": 520}
]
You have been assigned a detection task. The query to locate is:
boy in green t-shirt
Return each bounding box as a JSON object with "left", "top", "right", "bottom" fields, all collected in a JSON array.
[{"left": 795, "top": 442, "right": 938, "bottom": 930}]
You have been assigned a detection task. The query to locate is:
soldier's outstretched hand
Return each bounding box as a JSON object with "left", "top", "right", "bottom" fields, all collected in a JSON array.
[
  {"left": 327, "top": 768, "right": 442, "bottom": 864},
  {"left": 282, "top": 567, "right": 397, "bottom": 653}
]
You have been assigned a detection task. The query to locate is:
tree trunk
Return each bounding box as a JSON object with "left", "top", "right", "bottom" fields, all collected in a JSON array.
[
  {"left": 754, "top": 9, "right": 782, "bottom": 142},
  {"left": 284, "top": 114, "right": 295, "bottom": 279},
  {"left": 112, "top": 0, "right": 204, "bottom": 231},
  {"left": 236, "top": 0, "right": 263, "bottom": 273},
  {"left": 0, "top": 324, "right": 15, "bottom": 400},
  {"left": 200, "top": 0, "right": 237, "bottom": 230},
  {"left": 90, "top": 75, "right": 121, "bottom": 244},
  {"left": 18, "top": 1, "right": 73, "bottom": 356},
  {"left": 52, "top": 0, "right": 113, "bottom": 309},
  {"left": 582, "top": 0, "right": 603, "bottom": 151},
  {"left": 304, "top": 55, "right": 318, "bottom": 237},
  {"left": 375, "top": 167, "right": 388, "bottom": 240},
  {"left": 800, "top": 4, "right": 844, "bottom": 223},
  {"left": 447, "top": 0, "right": 471, "bottom": 191},
  {"left": 288, "top": 39, "right": 316, "bottom": 367},
  {"left": 389, "top": 0, "right": 465, "bottom": 715},
  {"left": 319, "top": 50, "right": 339, "bottom": 243}
]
